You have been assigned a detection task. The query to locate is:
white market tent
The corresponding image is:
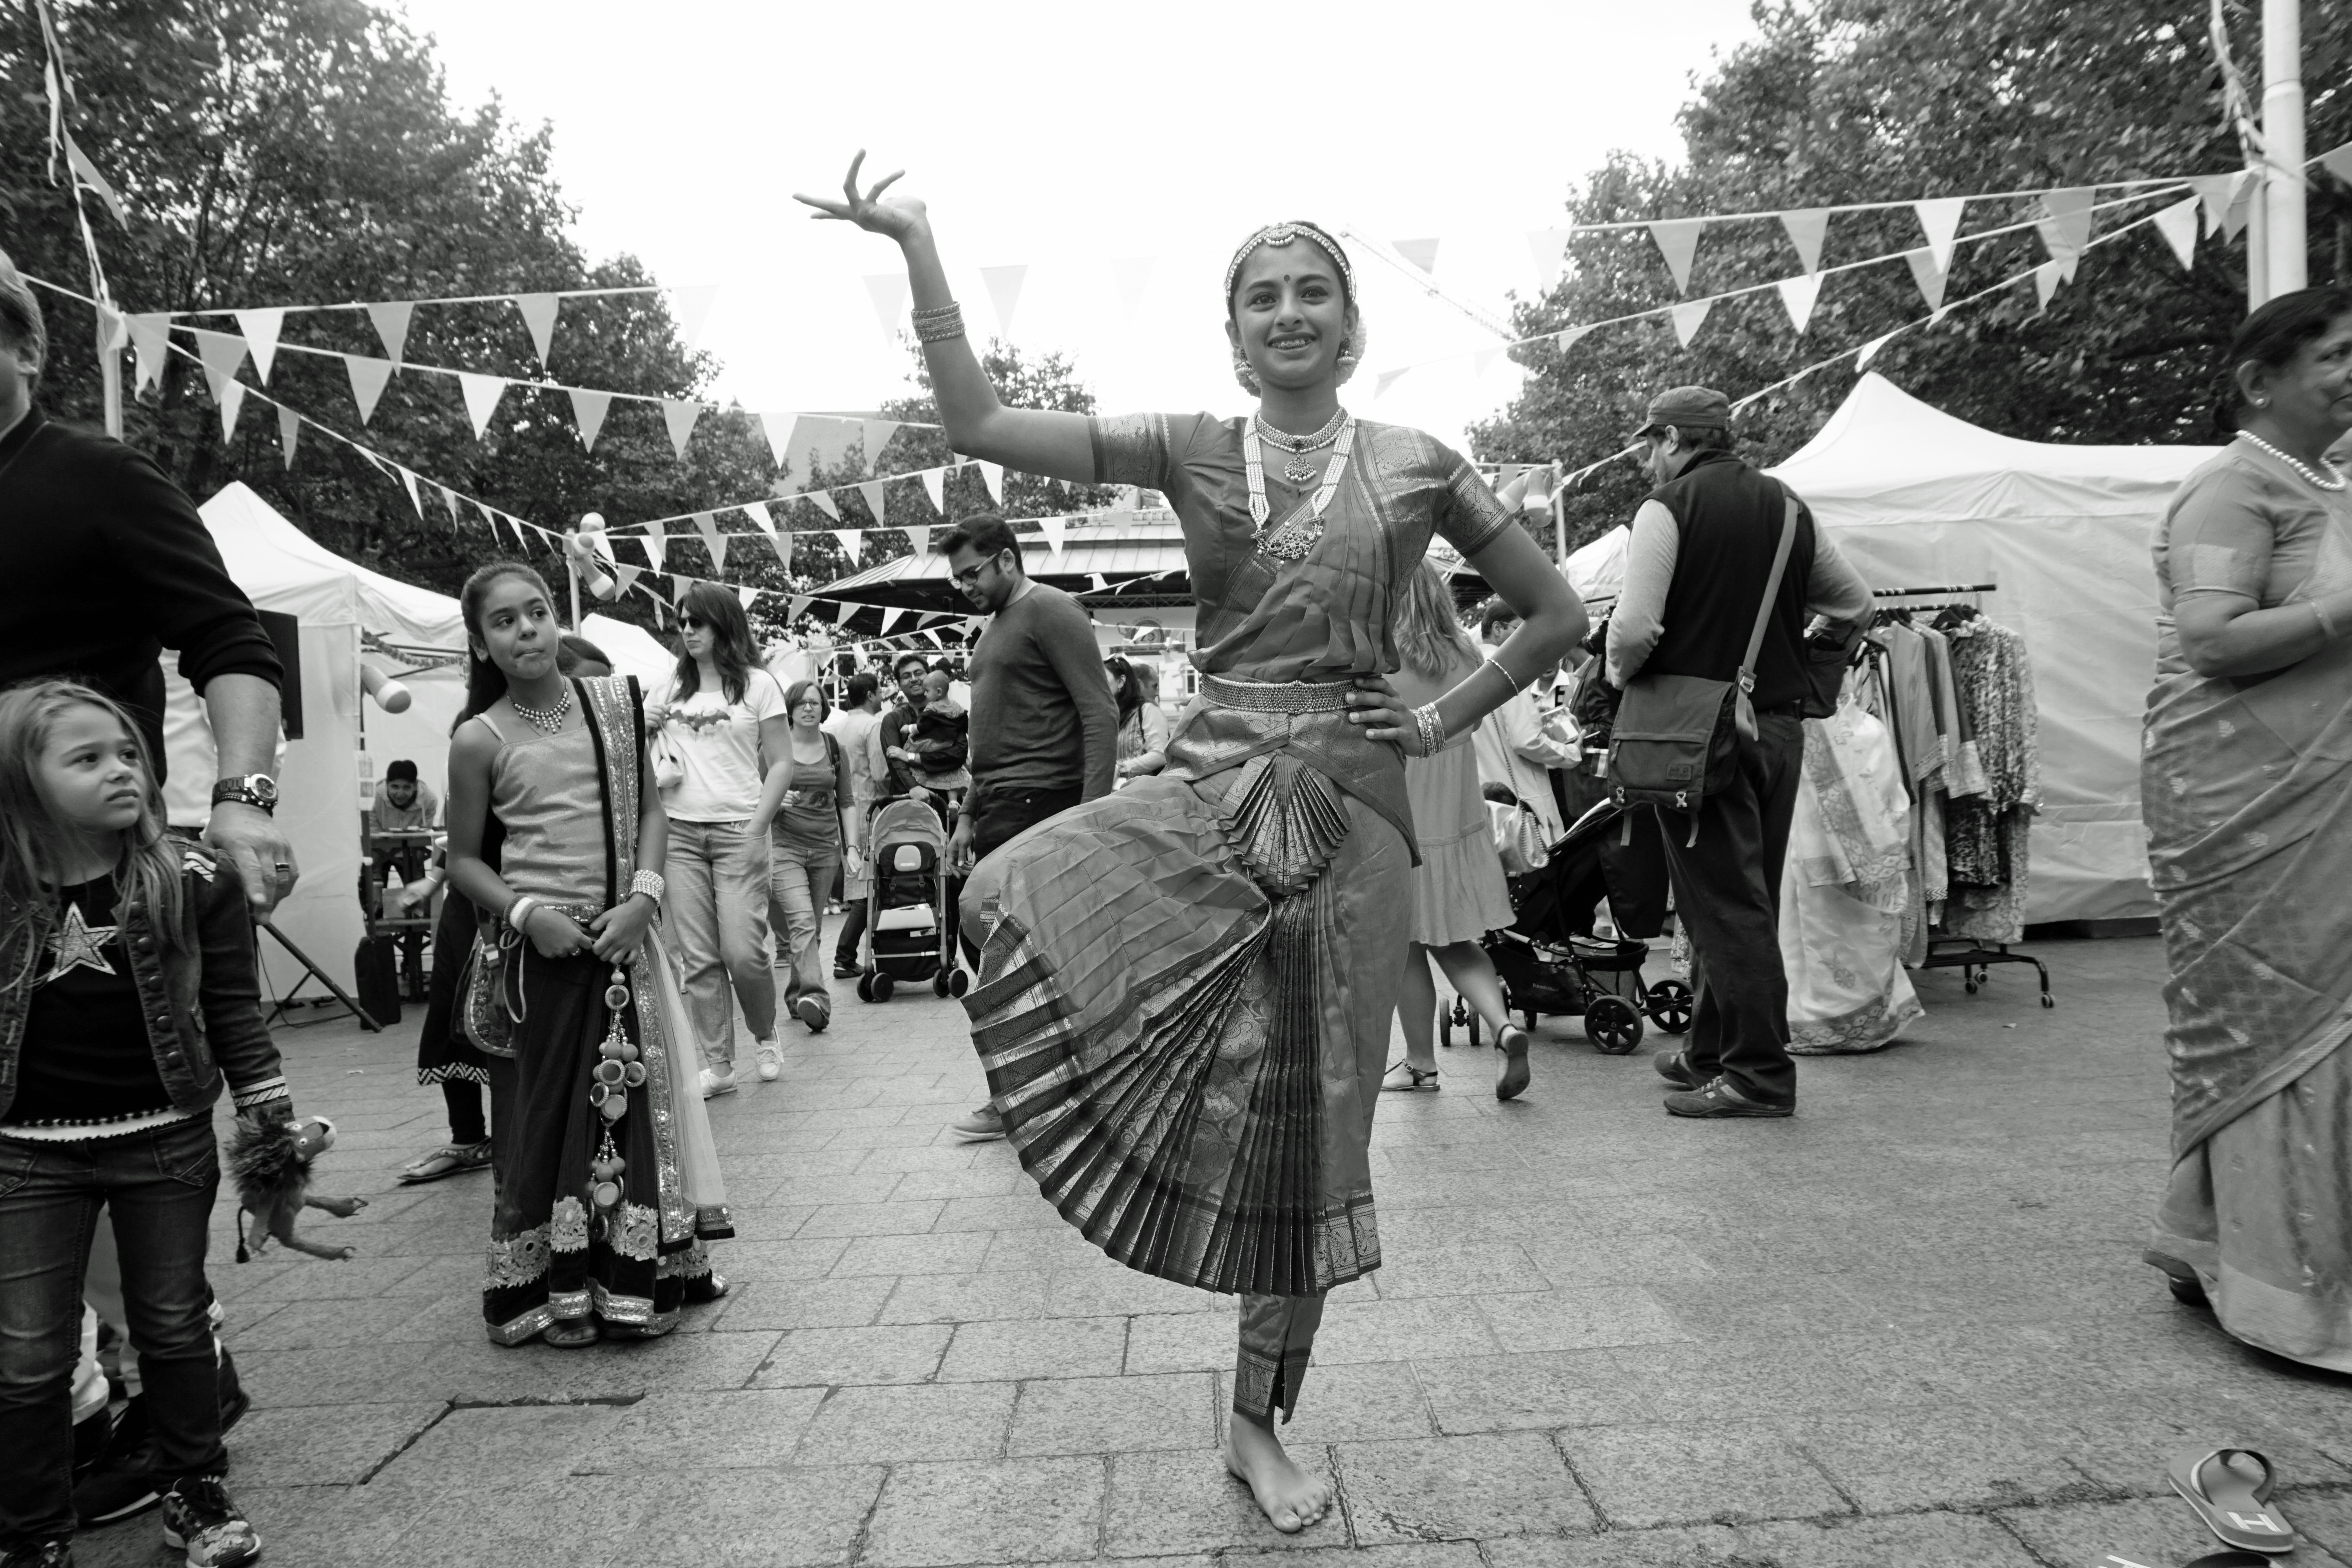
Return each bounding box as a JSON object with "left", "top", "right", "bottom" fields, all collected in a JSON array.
[
  {"left": 1764, "top": 373, "right": 2216, "bottom": 925},
  {"left": 165, "top": 483, "right": 468, "bottom": 996}
]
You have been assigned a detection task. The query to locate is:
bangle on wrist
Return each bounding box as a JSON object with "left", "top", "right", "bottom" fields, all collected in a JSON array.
[
  {"left": 912, "top": 302, "right": 966, "bottom": 345},
  {"left": 629, "top": 869, "right": 666, "bottom": 907},
  {"left": 506, "top": 895, "right": 541, "bottom": 934}
]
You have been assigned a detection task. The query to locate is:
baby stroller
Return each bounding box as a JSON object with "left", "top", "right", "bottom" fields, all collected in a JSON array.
[
  {"left": 854, "top": 797, "right": 965, "bottom": 1003},
  {"left": 1442, "top": 799, "right": 1693, "bottom": 1055}
]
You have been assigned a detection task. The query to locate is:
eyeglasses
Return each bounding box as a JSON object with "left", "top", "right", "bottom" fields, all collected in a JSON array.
[{"left": 949, "top": 554, "right": 1001, "bottom": 588}]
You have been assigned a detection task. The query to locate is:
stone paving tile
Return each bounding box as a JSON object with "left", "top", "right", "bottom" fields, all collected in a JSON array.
[
  {"left": 1797, "top": 1404, "right": 2111, "bottom": 1512},
  {"left": 215, "top": 1400, "right": 446, "bottom": 1486},
  {"left": 1565, "top": 1418, "right": 1855, "bottom": 1528},
  {"left": 863, "top": 1456, "right": 1107, "bottom": 1566},
  {"left": 792, "top": 1380, "right": 1019, "bottom": 1463},
  {"left": 940, "top": 1314, "right": 1129, "bottom": 1381},
  {"left": 1125, "top": 1310, "right": 1241, "bottom": 1376},
  {"left": 708, "top": 1275, "right": 897, "bottom": 1331},
  {"left": 877, "top": 1268, "right": 1056, "bottom": 1324},
  {"left": 1999, "top": 1495, "right": 2352, "bottom": 1568},
  {"left": 1474, "top": 1283, "right": 1694, "bottom": 1352},
  {"left": 830, "top": 1230, "right": 993, "bottom": 1276},
  {"left": 610, "top": 1466, "right": 887, "bottom": 1566},
  {"left": 1009, "top": 1372, "right": 1218, "bottom": 1456},
  {"left": 1414, "top": 1348, "right": 1636, "bottom": 1433},
  {"left": 1338, "top": 1430, "right": 1599, "bottom": 1542},
  {"left": 370, "top": 1401, "right": 626, "bottom": 1489},
  {"left": 1735, "top": 1512, "right": 2053, "bottom": 1566},
  {"left": 1214, "top": 1360, "right": 1440, "bottom": 1445},
  {"left": 750, "top": 1323, "right": 952, "bottom": 1387},
  {"left": 583, "top": 1387, "right": 829, "bottom": 1470}
]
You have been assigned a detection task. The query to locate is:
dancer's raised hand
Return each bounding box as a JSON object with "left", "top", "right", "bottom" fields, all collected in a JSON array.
[{"left": 794, "top": 150, "right": 925, "bottom": 241}]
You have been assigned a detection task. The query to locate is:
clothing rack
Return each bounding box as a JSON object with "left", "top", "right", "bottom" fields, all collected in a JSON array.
[{"left": 1873, "top": 583, "right": 1998, "bottom": 598}]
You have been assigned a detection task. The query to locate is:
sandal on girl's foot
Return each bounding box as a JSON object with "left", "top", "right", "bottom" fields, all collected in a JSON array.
[
  {"left": 600, "top": 1319, "right": 674, "bottom": 1340},
  {"left": 397, "top": 1140, "right": 493, "bottom": 1184},
  {"left": 684, "top": 1272, "right": 730, "bottom": 1305},
  {"left": 1381, "top": 1062, "right": 1441, "bottom": 1093},
  {"left": 541, "top": 1318, "right": 599, "bottom": 1349},
  {"left": 1495, "top": 1027, "right": 1532, "bottom": 1102}
]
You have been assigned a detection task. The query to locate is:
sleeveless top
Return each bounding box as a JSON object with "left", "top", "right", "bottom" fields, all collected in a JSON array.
[
  {"left": 479, "top": 708, "right": 606, "bottom": 908},
  {"left": 777, "top": 732, "right": 844, "bottom": 845}
]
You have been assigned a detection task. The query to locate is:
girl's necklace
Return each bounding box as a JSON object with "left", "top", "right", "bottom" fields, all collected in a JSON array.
[
  {"left": 1243, "top": 413, "right": 1357, "bottom": 560},
  {"left": 2239, "top": 430, "right": 2348, "bottom": 492},
  {"left": 1252, "top": 409, "right": 1348, "bottom": 484},
  {"left": 511, "top": 685, "right": 573, "bottom": 735}
]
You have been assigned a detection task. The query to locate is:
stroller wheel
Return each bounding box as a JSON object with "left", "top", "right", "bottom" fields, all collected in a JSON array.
[
  {"left": 949, "top": 969, "right": 970, "bottom": 998},
  {"left": 1585, "top": 994, "right": 1643, "bottom": 1054},
  {"left": 871, "top": 972, "right": 896, "bottom": 1002},
  {"left": 932, "top": 972, "right": 951, "bottom": 998},
  {"left": 1465, "top": 1013, "right": 1483, "bottom": 1051},
  {"left": 856, "top": 973, "right": 877, "bottom": 1003},
  {"left": 1644, "top": 978, "right": 1694, "bottom": 1035}
]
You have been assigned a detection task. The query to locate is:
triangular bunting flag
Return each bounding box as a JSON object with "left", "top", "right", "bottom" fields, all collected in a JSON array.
[
  {"left": 276, "top": 405, "right": 300, "bottom": 468},
  {"left": 1375, "top": 367, "right": 1411, "bottom": 397},
  {"left": 439, "top": 485, "right": 461, "bottom": 526},
  {"left": 2035, "top": 188, "right": 2095, "bottom": 269},
  {"left": 1111, "top": 256, "right": 1154, "bottom": 319},
  {"left": 740, "top": 502, "right": 775, "bottom": 538},
  {"left": 977, "top": 461, "right": 1004, "bottom": 504},
  {"left": 737, "top": 585, "right": 759, "bottom": 611},
  {"left": 365, "top": 300, "right": 414, "bottom": 368},
  {"left": 661, "top": 399, "right": 701, "bottom": 459},
  {"left": 834, "top": 530, "right": 864, "bottom": 563},
  {"left": 1913, "top": 197, "right": 1967, "bottom": 273},
  {"left": 345, "top": 354, "right": 395, "bottom": 425},
  {"left": 1649, "top": 218, "right": 1705, "bottom": 292},
  {"left": 920, "top": 467, "right": 946, "bottom": 514},
  {"left": 1526, "top": 229, "right": 1572, "bottom": 290},
  {"left": 1902, "top": 249, "right": 1949, "bottom": 312},
  {"left": 1856, "top": 330, "right": 1896, "bottom": 370},
  {"left": 862, "top": 274, "right": 907, "bottom": 343},
  {"left": 568, "top": 388, "right": 612, "bottom": 452},
  {"left": 880, "top": 608, "right": 905, "bottom": 635},
  {"left": 760, "top": 412, "right": 796, "bottom": 470},
  {"left": 217, "top": 381, "right": 246, "bottom": 443},
  {"left": 669, "top": 285, "right": 719, "bottom": 351},
  {"left": 96, "top": 305, "right": 129, "bottom": 359},
  {"left": 857, "top": 479, "right": 889, "bottom": 526},
  {"left": 2222, "top": 169, "right": 2259, "bottom": 241},
  {"left": 189, "top": 328, "right": 248, "bottom": 406},
  {"left": 1780, "top": 208, "right": 1829, "bottom": 274},
  {"left": 128, "top": 314, "right": 171, "bottom": 393},
  {"left": 62, "top": 133, "right": 127, "bottom": 225},
  {"left": 788, "top": 596, "right": 812, "bottom": 622},
  {"left": 457, "top": 372, "right": 507, "bottom": 439},
  {"left": 980, "top": 264, "right": 1027, "bottom": 336},
  {"left": 232, "top": 309, "right": 285, "bottom": 385},
  {"left": 923, "top": 630, "right": 942, "bottom": 648},
  {"left": 476, "top": 501, "right": 501, "bottom": 540},
  {"left": 692, "top": 511, "right": 727, "bottom": 573},
  {"left": 1669, "top": 298, "right": 1712, "bottom": 348},
  {"left": 1037, "top": 515, "right": 1067, "bottom": 563},
  {"left": 1776, "top": 273, "right": 1823, "bottom": 336},
  {"left": 862, "top": 420, "right": 901, "bottom": 465},
  {"left": 610, "top": 564, "right": 644, "bottom": 597},
  {"left": 834, "top": 601, "right": 857, "bottom": 626},
  {"left": 1473, "top": 348, "right": 1503, "bottom": 377},
  {"left": 1552, "top": 325, "right": 1594, "bottom": 355},
  {"left": 2154, "top": 196, "right": 2199, "bottom": 271},
  {"left": 1393, "top": 237, "right": 1439, "bottom": 274},
  {"left": 2188, "top": 174, "right": 2235, "bottom": 236},
  {"left": 2322, "top": 143, "right": 2352, "bottom": 188},
  {"left": 2033, "top": 259, "right": 2064, "bottom": 311},
  {"left": 1089, "top": 574, "right": 1109, "bottom": 593},
  {"left": 641, "top": 518, "right": 667, "bottom": 571},
  {"left": 514, "top": 294, "right": 561, "bottom": 367},
  {"left": 397, "top": 466, "right": 423, "bottom": 517},
  {"left": 805, "top": 489, "right": 840, "bottom": 522}
]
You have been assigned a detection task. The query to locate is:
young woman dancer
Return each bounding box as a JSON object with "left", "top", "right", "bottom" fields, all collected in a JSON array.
[
  {"left": 651, "top": 583, "right": 791, "bottom": 1093},
  {"left": 444, "top": 565, "right": 731, "bottom": 1348},
  {"left": 1381, "top": 563, "right": 1532, "bottom": 1099},
  {"left": 799, "top": 157, "right": 1585, "bottom": 1533},
  {"left": 0, "top": 681, "right": 287, "bottom": 1568}
]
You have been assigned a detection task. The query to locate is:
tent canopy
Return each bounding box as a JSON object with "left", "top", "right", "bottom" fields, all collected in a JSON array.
[
  {"left": 1764, "top": 374, "right": 2216, "bottom": 926},
  {"left": 195, "top": 482, "right": 465, "bottom": 652}
]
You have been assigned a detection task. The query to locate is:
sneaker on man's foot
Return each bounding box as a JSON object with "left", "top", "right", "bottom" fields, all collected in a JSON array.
[
  {"left": 1663, "top": 1076, "right": 1793, "bottom": 1119},
  {"left": 0, "top": 1541, "right": 73, "bottom": 1568},
  {"left": 831, "top": 961, "right": 860, "bottom": 980},
  {"left": 795, "top": 996, "right": 830, "bottom": 1034},
  {"left": 948, "top": 1103, "right": 1005, "bottom": 1142},
  {"left": 159, "top": 1476, "right": 259, "bottom": 1568},
  {"left": 74, "top": 1396, "right": 159, "bottom": 1526},
  {"left": 700, "top": 1067, "right": 738, "bottom": 1099},
  {"left": 754, "top": 1041, "right": 783, "bottom": 1082},
  {"left": 1653, "top": 1049, "right": 1699, "bottom": 1091}
]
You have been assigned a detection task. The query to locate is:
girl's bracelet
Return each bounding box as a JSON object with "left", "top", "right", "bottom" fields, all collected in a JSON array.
[
  {"left": 629, "top": 869, "right": 666, "bottom": 908},
  {"left": 1411, "top": 703, "right": 1445, "bottom": 757},
  {"left": 505, "top": 894, "right": 541, "bottom": 934}
]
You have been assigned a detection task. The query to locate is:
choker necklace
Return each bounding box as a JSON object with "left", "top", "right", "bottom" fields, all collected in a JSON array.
[
  {"left": 1253, "top": 410, "right": 1348, "bottom": 484},
  {"left": 511, "top": 686, "right": 574, "bottom": 735},
  {"left": 2239, "top": 430, "right": 2348, "bottom": 492},
  {"left": 1243, "top": 413, "right": 1357, "bottom": 561}
]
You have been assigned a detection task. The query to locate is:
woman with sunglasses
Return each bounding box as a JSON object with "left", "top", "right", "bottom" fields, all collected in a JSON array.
[{"left": 651, "top": 584, "right": 792, "bottom": 1094}]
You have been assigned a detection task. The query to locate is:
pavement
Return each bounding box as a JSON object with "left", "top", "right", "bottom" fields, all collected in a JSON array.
[{"left": 65, "top": 926, "right": 2352, "bottom": 1568}]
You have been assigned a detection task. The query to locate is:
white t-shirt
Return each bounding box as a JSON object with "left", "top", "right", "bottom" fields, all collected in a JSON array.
[
  {"left": 822, "top": 707, "right": 885, "bottom": 807},
  {"left": 655, "top": 668, "right": 787, "bottom": 821}
]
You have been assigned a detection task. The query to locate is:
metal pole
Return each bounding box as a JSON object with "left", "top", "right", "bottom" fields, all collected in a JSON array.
[
  {"left": 2249, "top": 189, "right": 2270, "bottom": 310},
  {"left": 2262, "top": 0, "right": 2307, "bottom": 297}
]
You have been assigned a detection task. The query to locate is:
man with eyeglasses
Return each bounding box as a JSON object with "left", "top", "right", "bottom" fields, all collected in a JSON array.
[{"left": 937, "top": 513, "right": 1117, "bottom": 1142}]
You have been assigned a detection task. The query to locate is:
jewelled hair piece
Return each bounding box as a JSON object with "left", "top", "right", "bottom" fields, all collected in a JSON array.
[{"left": 1223, "top": 221, "right": 1354, "bottom": 310}]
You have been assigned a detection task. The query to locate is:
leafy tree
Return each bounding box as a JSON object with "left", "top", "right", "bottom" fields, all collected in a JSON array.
[{"left": 1477, "top": 0, "right": 2352, "bottom": 551}]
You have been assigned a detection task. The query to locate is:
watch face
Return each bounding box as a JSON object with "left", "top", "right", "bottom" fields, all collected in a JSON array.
[{"left": 250, "top": 775, "right": 280, "bottom": 805}]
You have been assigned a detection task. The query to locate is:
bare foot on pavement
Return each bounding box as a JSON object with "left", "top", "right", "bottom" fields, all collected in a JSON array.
[{"left": 1225, "top": 1414, "right": 1331, "bottom": 1533}]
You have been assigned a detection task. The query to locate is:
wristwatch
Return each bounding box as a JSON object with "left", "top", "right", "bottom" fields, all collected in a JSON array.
[{"left": 212, "top": 774, "right": 280, "bottom": 815}]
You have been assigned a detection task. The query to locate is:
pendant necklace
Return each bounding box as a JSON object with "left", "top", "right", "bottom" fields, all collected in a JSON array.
[
  {"left": 2238, "top": 430, "right": 2348, "bottom": 492},
  {"left": 511, "top": 685, "right": 574, "bottom": 735},
  {"left": 1243, "top": 412, "right": 1357, "bottom": 561},
  {"left": 1252, "top": 409, "right": 1348, "bottom": 485}
]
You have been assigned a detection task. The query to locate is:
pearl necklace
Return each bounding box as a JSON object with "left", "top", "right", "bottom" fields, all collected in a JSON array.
[
  {"left": 1243, "top": 414, "right": 1357, "bottom": 561},
  {"left": 2239, "top": 430, "right": 2348, "bottom": 492},
  {"left": 1252, "top": 409, "right": 1348, "bottom": 484},
  {"left": 510, "top": 685, "right": 574, "bottom": 735}
]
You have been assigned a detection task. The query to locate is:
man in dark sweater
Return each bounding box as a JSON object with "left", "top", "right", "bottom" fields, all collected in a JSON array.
[
  {"left": 0, "top": 255, "right": 295, "bottom": 915},
  {"left": 938, "top": 512, "right": 1116, "bottom": 1141},
  {"left": 1604, "top": 386, "right": 1872, "bottom": 1120}
]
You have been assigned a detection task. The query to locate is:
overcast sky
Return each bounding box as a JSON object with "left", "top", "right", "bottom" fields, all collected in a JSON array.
[{"left": 394, "top": 0, "right": 1763, "bottom": 454}]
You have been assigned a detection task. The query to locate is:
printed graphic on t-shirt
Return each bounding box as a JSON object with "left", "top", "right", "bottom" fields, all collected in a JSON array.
[{"left": 39, "top": 902, "right": 120, "bottom": 985}]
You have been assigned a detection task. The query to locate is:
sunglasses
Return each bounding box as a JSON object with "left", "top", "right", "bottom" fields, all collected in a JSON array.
[{"left": 680, "top": 615, "right": 710, "bottom": 630}]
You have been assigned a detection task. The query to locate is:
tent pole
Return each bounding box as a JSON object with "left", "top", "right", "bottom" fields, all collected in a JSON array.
[{"left": 2262, "top": 0, "right": 2307, "bottom": 298}]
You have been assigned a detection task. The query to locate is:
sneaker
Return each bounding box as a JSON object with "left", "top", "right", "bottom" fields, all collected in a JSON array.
[
  {"left": 831, "top": 961, "right": 860, "bottom": 979},
  {"left": 158, "top": 1475, "right": 259, "bottom": 1568},
  {"left": 795, "top": 996, "right": 829, "bottom": 1034},
  {"left": 1653, "top": 1049, "right": 1700, "bottom": 1090},
  {"left": 699, "top": 1067, "right": 738, "bottom": 1099},
  {"left": 754, "top": 1042, "right": 782, "bottom": 1082},
  {"left": 0, "top": 1542, "right": 73, "bottom": 1568},
  {"left": 948, "top": 1103, "right": 1005, "bottom": 1142},
  {"left": 73, "top": 1396, "right": 159, "bottom": 1526},
  {"left": 1663, "top": 1075, "right": 1792, "bottom": 1119}
]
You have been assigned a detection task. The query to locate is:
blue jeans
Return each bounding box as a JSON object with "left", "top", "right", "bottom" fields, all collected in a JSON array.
[
  {"left": 665, "top": 819, "right": 778, "bottom": 1069},
  {"left": 770, "top": 828, "right": 842, "bottom": 1019},
  {"left": 0, "top": 1116, "right": 224, "bottom": 1547}
]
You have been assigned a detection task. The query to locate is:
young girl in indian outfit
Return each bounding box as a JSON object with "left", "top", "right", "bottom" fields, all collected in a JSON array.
[
  {"left": 444, "top": 564, "right": 731, "bottom": 1348},
  {"left": 0, "top": 681, "right": 285, "bottom": 1567},
  {"left": 801, "top": 158, "right": 1586, "bottom": 1533}
]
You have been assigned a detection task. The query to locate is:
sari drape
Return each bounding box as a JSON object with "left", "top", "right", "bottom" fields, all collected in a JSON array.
[{"left": 2143, "top": 445, "right": 2352, "bottom": 1369}]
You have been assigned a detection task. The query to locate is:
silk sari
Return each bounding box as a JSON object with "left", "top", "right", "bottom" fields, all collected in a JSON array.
[{"left": 2143, "top": 444, "right": 2352, "bottom": 1368}]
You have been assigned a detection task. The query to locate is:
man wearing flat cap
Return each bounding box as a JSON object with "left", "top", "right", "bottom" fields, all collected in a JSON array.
[{"left": 1606, "top": 387, "right": 1872, "bottom": 1118}]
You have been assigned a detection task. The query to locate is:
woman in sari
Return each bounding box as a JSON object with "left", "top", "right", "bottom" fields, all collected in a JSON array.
[
  {"left": 445, "top": 564, "right": 732, "bottom": 1348},
  {"left": 2142, "top": 287, "right": 2352, "bottom": 1367},
  {"left": 799, "top": 156, "right": 1585, "bottom": 1533}
]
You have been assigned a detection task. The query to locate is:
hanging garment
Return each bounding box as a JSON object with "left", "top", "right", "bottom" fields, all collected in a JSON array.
[{"left": 1780, "top": 696, "right": 1923, "bottom": 1053}]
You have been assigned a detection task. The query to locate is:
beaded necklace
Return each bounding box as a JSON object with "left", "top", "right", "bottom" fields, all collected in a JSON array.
[
  {"left": 510, "top": 685, "right": 574, "bottom": 735},
  {"left": 1252, "top": 409, "right": 1348, "bottom": 484},
  {"left": 2239, "top": 430, "right": 2348, "bottom": 493},
  {"left": 1243, "top": 414, "right": 1357, "bottom": 562}
]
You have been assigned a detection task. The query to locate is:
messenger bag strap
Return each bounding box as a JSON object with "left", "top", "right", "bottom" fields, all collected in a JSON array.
[{"left": 1737, "top": 489, "right": 1802, "bottom": 694}]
